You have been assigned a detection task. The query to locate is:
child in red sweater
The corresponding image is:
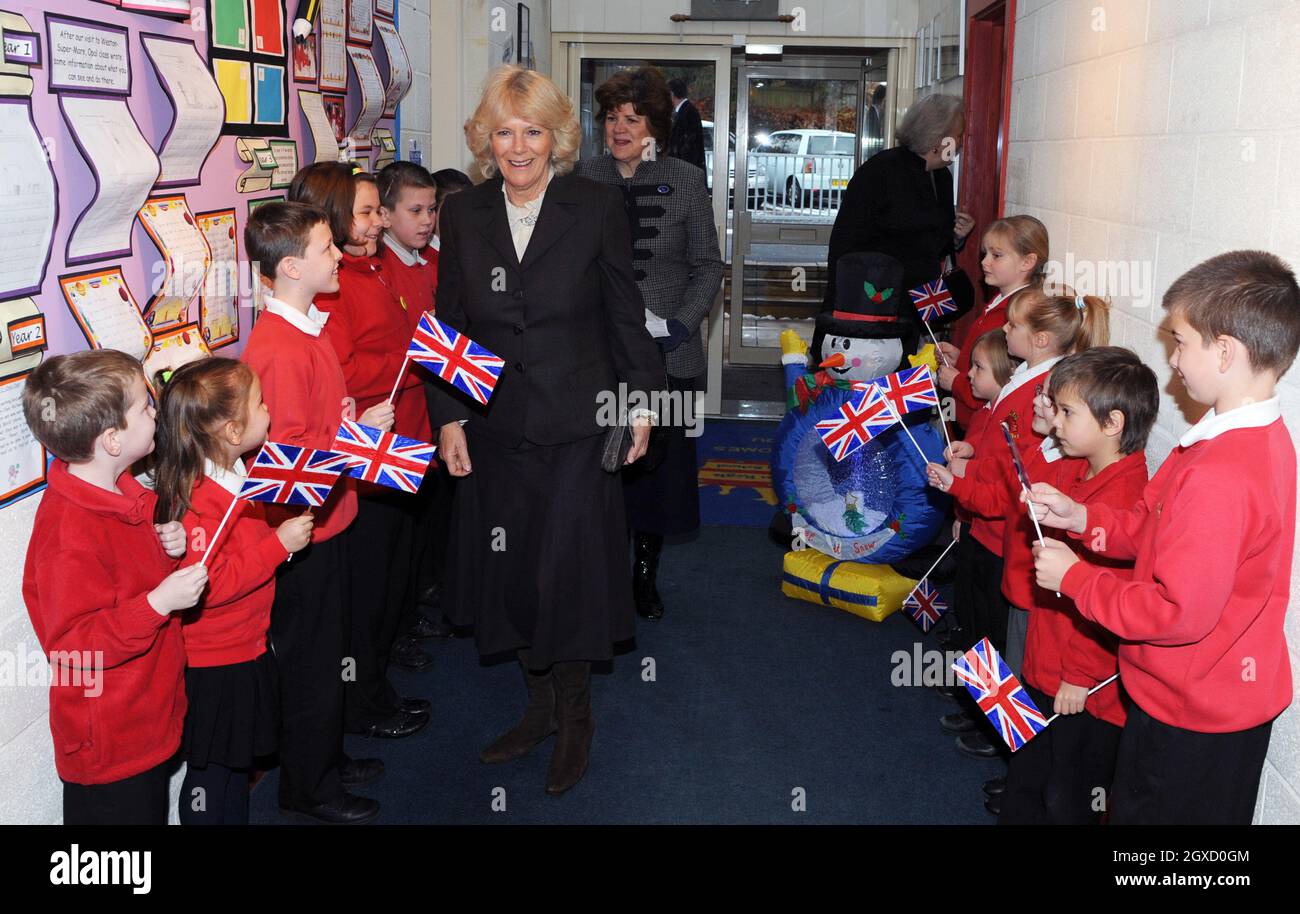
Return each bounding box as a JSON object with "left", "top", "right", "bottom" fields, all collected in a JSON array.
[
  {"left": 290, "top": 163, "right": 431, "bottom": 739},
  {"left": 21, "top": 349, "right": 207, "bottom": 824},
  {"left": 153, "top": 358, "right": 314, "bottom": 824},
  {"left": 1031, "top": 251, "right": 1300, "bottom": 825},
  {"left": 242, "top": 199, "right": 389, "bottom": 825},
  {"left": 937, "top": 215, "right": 1047, "bottom": 430}
]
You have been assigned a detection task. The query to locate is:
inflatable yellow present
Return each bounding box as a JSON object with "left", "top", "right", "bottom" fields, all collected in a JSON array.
[{"left": 781, "top": 548, "right": 919, "bottom": 623}]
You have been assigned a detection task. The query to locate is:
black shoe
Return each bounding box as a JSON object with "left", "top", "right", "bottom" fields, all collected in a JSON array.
[
  {"left": 632, "top": 532, "right": 665, "bottom": 621},
  {"left": 940, "top": 710, "right": 977, "bottom": 734},
  {"left": 361, "top": 709, "right": 429, "bottom": 739},
  {"left": 409, "top": 614, "right": 455, "bottom": 641},
  {"left": 390, "top": 636, "right": 433, "bottom": 672},
  {"left": 984, "top": 794, "right": 1002, "bottom": 817},
  {"left": 400, "top": 697, "right": 431, "bottom": 715},
  {"left": 339, "top": 756, "right": 384, "bottom": 787},
  {"left": 280, "top": 792, "right": 380, "bottom": 825},
  {"left": 956, "top": 731, "right": 999, "bottom": 758},
  {"left": 481, "top": 650, "right": 557, "bottom": 764},
  {"left": 546, "top": 661, "right": 593, "bottom": 795},
  {"left": 982, "top": 776, "right": 1006, "bottom": 798}
]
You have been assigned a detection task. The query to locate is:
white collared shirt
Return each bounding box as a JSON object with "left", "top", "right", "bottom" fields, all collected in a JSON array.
[
  {"left": 203, "top": 457, "right": 247, "bottom": 497},
  {"left": 985, "top": 283, "right": 1029, "bottom": 314},
  {"left": 994, "top": 354, "right": 1063, "bottom": 411},
  {"left": 262, "top": 294, "right": 330, "bottom": 337},
  {"left": 501, "top": 166, "right": 555, "bottom": 260},
  {"left": 431, "top": 234, "right": 441, "bottom": 252},
  {"left": 382, "top": 233, "right": 427, "bottom": 267},
  {"left": 1178, "top": 396, "right": 1282, "bottom": 448}
]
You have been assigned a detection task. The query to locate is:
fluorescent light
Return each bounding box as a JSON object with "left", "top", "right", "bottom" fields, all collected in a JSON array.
[{"left": 745, "top": 43, "right": 783, "bottom": 55}]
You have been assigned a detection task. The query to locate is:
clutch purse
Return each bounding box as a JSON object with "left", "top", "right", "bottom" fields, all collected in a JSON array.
[{"left": 600, "top": 423, "right": 632, "bottom": 473}]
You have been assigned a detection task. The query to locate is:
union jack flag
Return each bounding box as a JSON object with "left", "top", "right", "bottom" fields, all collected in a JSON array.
[
  {"left": 871, "top": 365, "right": 940, "bottom": 419},
  {"left": 238, "top": 441, "right": 350, "bottom": 507},
  {"left": 903, "top": 579, "right": 948, "bottom": 632},
  {"left": 407, "top": 312, "right": 505, "bottom": 405},
  {"left": 815, "top": 383, "right": 897, "bottom": 462},
  {"left": 909, "top": 279, "right": 959, "bottom": 322},
  {"left": 332, "top": 420, "right": 435, "bottom": 493},
  {"left": 951, "top": 637, "right": 1048, "bottom": 751}
]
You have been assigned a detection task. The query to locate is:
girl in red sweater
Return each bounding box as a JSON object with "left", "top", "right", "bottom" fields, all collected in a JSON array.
[
  {"left": 937, "top": 215, "right": 1048, "bottom": 430},
  {"left": 154, "top": 358, "right": 314, "bottom": 824}
]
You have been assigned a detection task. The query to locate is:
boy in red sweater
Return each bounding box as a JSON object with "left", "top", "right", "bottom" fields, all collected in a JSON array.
[
  {"left": 21, "top": 349, "right": 207, "bottom": 824},
  {"left": 242, "top": 200, "right": 390, "bottom": 825},
  {"left": 1031, "top": 251, "right": 1300, "bottom": 824}
]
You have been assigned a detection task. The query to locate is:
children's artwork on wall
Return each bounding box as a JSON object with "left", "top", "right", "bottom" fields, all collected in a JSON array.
[
  {"left": 141, "top": 33, "right": 226, "bottom": 188},
  {"left": 138, "top": 194, "right": 212, "bottom": 331},
  {"left": 322, "top": 91, "right": 345, "bottom": 141},
  {"left": 291, "top": 19, "right": 316, "bottom": 81},
  {"left": 0, "top": 297, "right": 48, "bottom": 378},
  {"left": 46, "top": 15, "right": 131, "bottom": 94},
  {"left": 195, "top": 207, "right": 239, "bottom": 348},
  {"left": 96, "top": 0, "right": 193, "bottom": 17},
  {"left": 235, "top": 135, "right": 276, "bottom": 191},
  {"left": 0, "top": 98, "right": 59, "bottom": 299},
  {"left": 268, "top": 137, "right": 297, "bottom": 188},
  {"left": 372, "top": 16, "right": 408, "bottom": 118},
  {"left": 143, "top": 319, "right": 211, "bottom": 384},
  {"left": 0, "top": 369, "right": 47, "bottom": 508},
  {"left": 317, "top": 0, "right": 345, "bottom": 91},
  {"left": 298, "top": 88, "right": 338, "bottom": 162},
  {"left": 373, "top": 0, "right": 390, "bottom": 19},
  {"left": 370, "top": 126, "right": 393, "bottom": 170},
  {"left": 60, "top": 94, "right": 161, "bottom": 265},
  {"left": 59, "top": 266, "right": 152, "bottom": 358},
  {"left": 208, "top": 0, "right": 288, "bottom": 136},
  {"left": 247, "top": 193, "right": 282, "bottom": 216},
  {"left": 345, "top": 0, "right": 369, "bottom": 43},
  {"left": 344, "top": 43, "right": 381, "bottom": 150}
]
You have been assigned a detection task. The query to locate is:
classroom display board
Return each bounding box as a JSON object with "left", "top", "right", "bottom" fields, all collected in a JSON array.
[{"left": 0, "top": 0, "right": 413, "bottom": 508}]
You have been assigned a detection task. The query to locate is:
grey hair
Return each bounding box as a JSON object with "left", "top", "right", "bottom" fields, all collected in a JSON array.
[{"left": 895, "top": 93, "right": 964, "bottom": 156}]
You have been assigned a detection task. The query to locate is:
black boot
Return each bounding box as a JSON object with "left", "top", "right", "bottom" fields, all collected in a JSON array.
[
  {"left": 632, "top": 532, "right": 665, "bottom": 621},
  {"left": 479, "top": 650, "right": 558, "bottom": 764},
  {"left": 546, "top": 661, "right": 594, "bottom": 795}
]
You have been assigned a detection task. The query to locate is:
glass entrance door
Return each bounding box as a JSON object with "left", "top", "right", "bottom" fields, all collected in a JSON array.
[{"left": 726, "top": 58, "right": 891, "bottom": 367}]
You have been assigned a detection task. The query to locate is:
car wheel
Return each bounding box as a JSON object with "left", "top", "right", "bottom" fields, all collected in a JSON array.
[{"left": 787, "top": 178, "right": 807, "bottom": 208}]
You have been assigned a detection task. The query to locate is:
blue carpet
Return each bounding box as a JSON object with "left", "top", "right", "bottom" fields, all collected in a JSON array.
[
  {"left": 250, "top": 525, "right": 1000, "bottom": 825},
  {"left": 696, "top": 418, "right": 779, "bottom": 528}
]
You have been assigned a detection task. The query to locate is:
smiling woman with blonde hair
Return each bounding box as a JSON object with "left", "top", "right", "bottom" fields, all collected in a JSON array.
[{"left": 431, "top": 64, "right": 664, "bottom": 796}]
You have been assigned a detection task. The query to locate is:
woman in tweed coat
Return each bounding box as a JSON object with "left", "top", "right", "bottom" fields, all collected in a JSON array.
[{"left": 575, "top": 67, "right": 724, "bottom": 621}]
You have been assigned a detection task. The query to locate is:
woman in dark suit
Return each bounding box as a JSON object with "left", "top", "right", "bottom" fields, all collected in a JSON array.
[
  {"left": 575, "top": 67, "right": 724, "bottom": 621},
  {"left": 432, "top": 65, "right": 664, "bottom": 795}
]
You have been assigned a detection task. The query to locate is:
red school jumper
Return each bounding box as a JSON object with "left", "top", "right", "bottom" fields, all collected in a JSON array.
[
  {"left": 179, "top": 470, "right": 290, "bottom": 667},
  {"left": 21, "top": 462, "right": 185, "bottom": 785},
  {"left": 948, "top": 287, "right": 1022, "bottom": 428},
  {"left": 379, "top": 234, "right": 438, "bottom": 320},
  {"left": 241, "top": 300, "right": 357, "bottom": 543},
  {"left": 319, "top": 251, "right": 432, "bottom": 444},
  {"left": 1060, "top": 407, "right": 1295, "bottom": 732}
]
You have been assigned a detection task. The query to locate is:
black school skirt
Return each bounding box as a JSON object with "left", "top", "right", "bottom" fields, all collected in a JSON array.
[
  {"left": 444, "top": 431, "right": 636, "bottom": 669},
  {"left": 181, "top": 650, "right": 279, "bottom": 771}
]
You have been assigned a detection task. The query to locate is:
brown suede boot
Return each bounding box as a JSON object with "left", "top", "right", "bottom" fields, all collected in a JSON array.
[
  {"left": 479, "top": 650, "right": 558, "bottom": 764},
  {"left": 545, "top": 660, "right": 594, "bottom": 795}
]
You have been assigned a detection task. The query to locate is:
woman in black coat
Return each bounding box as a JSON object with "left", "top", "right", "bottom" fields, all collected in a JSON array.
[{"left": 431, "top": 65, "right": 664, "bottom": 795}]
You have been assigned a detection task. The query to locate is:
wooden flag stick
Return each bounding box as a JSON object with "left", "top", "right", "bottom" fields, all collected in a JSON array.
[
  {"left": 385, "top": 354, "right": 410, "bottom": 406},
  {"left": 198, "top": 496, "right": 240, "bottom": 567},
  {"left": 1043, "top": 673, "right": 1120, "bottom": 725}
]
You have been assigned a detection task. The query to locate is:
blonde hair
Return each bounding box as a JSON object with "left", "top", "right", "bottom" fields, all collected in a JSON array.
[
  {"left": 982, "top": 215, "right": 1049, "bottom": 282},
  {"left": 465, "top": 65, "right": 580, "bottom": 179},
  {"left": 1007, "top": 286, "right": 1110, "bottom": 354}
]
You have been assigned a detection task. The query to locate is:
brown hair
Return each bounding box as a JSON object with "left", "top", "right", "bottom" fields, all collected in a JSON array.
[
  {"left": 244, "top": 200, "right": 330, "bottom": 281},
  {"left": 970, "top": 328, "right": 1018, "bottom": 386},
  {"left": 982, "top": 215, "right": 1049, "bottom": 283},
  {"left": 152, "top": 358, "right": 257, "bottom": 524},
  {"left": 1163, "top": 250, "right": 1300, "bottom": 376},
  {"left": 1007, "top": 286, "right": 1110, "bottom": 354},
  {"left": 377, "top": 160, "right": 437, "bottom": 210},
  {"left": 288, "top": 162, "right": 378, "bottom": 248},
  {"left": 594, "top": 67, "right": 674, "bottom": 147},
  {"left": 22, "top": 350, "right": 144, "bottom": 462},
  {"left": 1047, "top": 347, "right": 1158, "bottom": 456}
]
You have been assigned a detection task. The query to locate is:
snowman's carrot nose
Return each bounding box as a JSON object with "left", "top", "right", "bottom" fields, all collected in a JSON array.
[{"left": 819, "top": 353, "right": 846, "bottom": 369}]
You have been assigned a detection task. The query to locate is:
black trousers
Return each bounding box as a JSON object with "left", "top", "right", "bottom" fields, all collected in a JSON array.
[
  {"left": 969, "top": 535, "right": 1009, "bottom": 656},
  {"left": 952, "top": 522, "right": 977, "bottom": 635},
  {"left": 63, "top": 758, "right": 171, "bottom": 825},
  {"left": 999, "top": 683, "right": 1121, "bottom": 825},
  {"left": 270, "top": 534, "right": 349, "bottom": 808},
  {"left": 1109, "top": 702, "right": 1273, "bottom": 825},
  {"left": 343, "top": 491, "right": 411, "bottom": 730},
  {"left": 403, "top": 463, "right": 455, "bottom": 632},
  {"left": 179, "top": 763, "right": 249, "bottom": 825}
]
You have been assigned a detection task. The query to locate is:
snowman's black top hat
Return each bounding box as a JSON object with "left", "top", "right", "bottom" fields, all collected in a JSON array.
[{"left": 816, "top": 251, "right": 910, "bottom": 340}]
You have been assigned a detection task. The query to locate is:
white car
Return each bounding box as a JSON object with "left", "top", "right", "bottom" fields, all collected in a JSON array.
[
  {"left": 702, "top": 120, "right": 764, "bottom": 207},
  {"left": 752, "top": 129, "right": 856, "bottom": 208}
]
